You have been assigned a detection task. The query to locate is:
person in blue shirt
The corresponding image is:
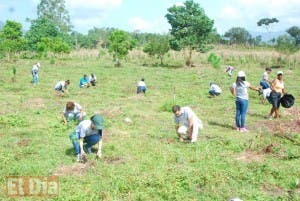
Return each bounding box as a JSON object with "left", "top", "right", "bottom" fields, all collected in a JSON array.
[{"left": 79, "top": 74, "right": 90, "bottom": 88}]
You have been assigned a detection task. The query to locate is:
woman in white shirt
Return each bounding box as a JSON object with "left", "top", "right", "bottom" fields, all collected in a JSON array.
[{"left": 230, "top": 71, "right": 259, "bottom": 132}]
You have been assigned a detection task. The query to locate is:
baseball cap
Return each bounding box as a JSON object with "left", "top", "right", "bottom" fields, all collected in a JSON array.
[
  {"left": 277, "top": 71, "right": 283, "bottom": 75},
  {"left": 237, "top": 71, "right": 246, "bottom": 77},
  {"left": 91, "top": 115, "right": 104, "bottom": 130}
]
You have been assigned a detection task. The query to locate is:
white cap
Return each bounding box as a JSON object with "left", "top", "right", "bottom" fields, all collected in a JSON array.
[
  {"left": 277, "top": 71, "right": 283, "bottom": 75},
  {"left": 37, "top": 62, "right": 41, "bottom": 67},
  {"left": 177, "top": 126, "right": 188, "bottom": 134},
  {"left": 237, "top": 71, "right": 246, "bottom": 77}
]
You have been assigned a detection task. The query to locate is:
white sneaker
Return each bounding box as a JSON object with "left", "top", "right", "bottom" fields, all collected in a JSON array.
[{"left": 76, "top": 154, "right": 81, "bottom": 162}]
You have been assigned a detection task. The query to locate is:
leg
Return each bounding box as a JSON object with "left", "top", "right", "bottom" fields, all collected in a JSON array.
[
  {"left": 84, "top": 134, "right": 101, "bottom": 152},
  {"left": 240, "top": 99, "right": 249, "bottom": 128},
  {"left": 69, "top": 132, "right": 80, "bottom": 155},
  {"left": 191, "top": 123, "right": 200, "bottom": 143},
  {"left": 235, "top": 99, "right": 242, "bottom": 129}
]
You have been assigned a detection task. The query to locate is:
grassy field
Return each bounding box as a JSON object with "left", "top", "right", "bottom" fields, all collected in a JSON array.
[{"left": 0, "top": 49, "right": 300, "bottom": 201}]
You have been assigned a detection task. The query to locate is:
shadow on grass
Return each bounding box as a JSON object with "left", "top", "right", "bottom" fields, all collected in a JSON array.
[
  {"left": 208, "top": 121, "right": 235, "bottom": 130},
  {"left": 65, "top": 147, "right": 75, "bottom": 156}
]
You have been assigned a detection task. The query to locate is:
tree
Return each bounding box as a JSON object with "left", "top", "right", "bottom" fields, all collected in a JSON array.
[
  {"left": 165, "top": 0, "right": 214, "bottom": 66},
  {"left": 224, "top": 27, "right": 252, "bottom": 45},
  {"left": 25, "top": 17, "right": 59, "bottom": 50},
  {"left": 257, "top": 18, "right": 279, "bottom": 33},
  {"left": 143, "top": 34, "right": 170, "bottom": 65},
  {"left": 286, "top": 26, "right": 300, "bottom": 45},
  {"left": 37, "top": 0, "right": 72, "bottom": 32},
  {"left": 108, "top": 30, "right": 136, "bottom": 66},
  {"left": 276, "top": 34, "right": 299, "bottom": 55},
  {"left": 0, "top": 20, "right": 25, "bottom": 61}
]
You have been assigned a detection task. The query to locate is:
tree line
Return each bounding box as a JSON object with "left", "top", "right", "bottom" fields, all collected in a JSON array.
[{"left": 0, "top": 0, "right": 299, "bottom": 66}]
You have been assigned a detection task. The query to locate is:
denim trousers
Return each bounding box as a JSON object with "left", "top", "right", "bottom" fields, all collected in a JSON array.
[
  {"left": 235, "top": 97, "right": 249, "bottom": 128},
  {"left": 69, "top": 132, "right": 101, "bottom": 155}
]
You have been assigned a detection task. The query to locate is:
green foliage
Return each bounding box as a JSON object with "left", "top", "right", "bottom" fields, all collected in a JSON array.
[
  {"left": 224, "top": 27, "right": 252, "bottom": 45},
  {"left": 25, "top": 17, "right": 60, "bottom": 50},
  {"left": 208, "top": 52, "right": 221, "bottom": 69},
  {"left": 286, "top": 26, "right": 300, "bottom": 44},
  {"left": 12, "top": 66, "right": 16, "bottom": 75},
  {"left": 276, "top": 34, "right": 299, "bottom": 55},
  {"left": 108, "top": 30, "right": 136, "bottom": 65},
  {"left": 165, "top": 0, "right": 214, "bottom": 65},
  {"left": 0, "top": 114, "right": 28, "bottom": 127},
  {"left": 37, "top": 0, "right": 72, "bottom": 32},
  {"left": 37, "top": 37, "right": 71, "bottom": 56},
  {"left": 143, "top": 34, "right": 170, "bottom": 65},
  {"left": 0, "top": 20, "right": 26, "bottom": 60},
  {"left": 257, "top": 18, "right": 279, "bottom": 28}
]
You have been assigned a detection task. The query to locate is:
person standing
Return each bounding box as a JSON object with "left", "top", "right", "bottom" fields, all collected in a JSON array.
[
  {"left": 137, "top": 78, "right": 147, "bottom": 94},
  {"left": 31, "top": 62, "right": 40, "bottom": 84},
  {"left": 225, "top": 65, "right": 234, "bottom": 77},
  {"left": 69, "top": 115, "right": 104, "bottom": 162},
  {"left": 269, "top": 71, "right": 286, "bottom": 119},
  {"left": 62, "top": 101, "right": 86, "bottom": 124},
  {"left": 172, "top": 105, "right": 203, "bottom": 143},
  {"left": 230, "top": 71, "right": 259, "bottom": 132}
]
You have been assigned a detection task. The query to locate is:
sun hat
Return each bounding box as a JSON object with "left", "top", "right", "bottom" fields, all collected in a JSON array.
[
  {"left": 178, "top": 125, "right": 188, "bottom": 134},
  {"left": 91, "top": 115, "right": 104, "bottom": 130},
  {"left": 237, "top": 71, "right": 246, "bottom": 77},
  {"left": 277, "top": 71, "right": 283, "bottom": 75},
  {"left": 37, "top": 62, "right": 41, "bottom": 67}
]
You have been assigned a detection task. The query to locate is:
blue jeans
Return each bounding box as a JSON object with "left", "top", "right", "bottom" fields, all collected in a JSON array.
[
  {"left": 209, "top": 90, "right": 220, "bottom": 96},
  {"left": 235, "top": 98, "right": 248, "bottom": 128},
  {"left": 137, "top": 86, "right": 146, "bottom": 94},
  {"left": 32, "top": 74, "right": 39, "bottom": 84},
  {"left": 69, "top": 131, "right": 102, "bottom": 155},
  {"left": 260, "top": 81, "right": 269, "bottom": 89}
]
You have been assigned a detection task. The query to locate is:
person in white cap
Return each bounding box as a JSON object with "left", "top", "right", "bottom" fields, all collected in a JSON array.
[
  {"left": 31, "top": 62, "right": 40, "bottom": 84},
  {"left": 268, "top": 71, "right": 286, "bottom": 119},
  {"left": 172, "top": 105, "right": 203, "bottom": 143},
  {"left": 230, "top": 71, "right": 259, "bottom": 132}
]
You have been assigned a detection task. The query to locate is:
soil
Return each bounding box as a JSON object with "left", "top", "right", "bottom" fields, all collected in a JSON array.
[
  {"left": 17, "top": 138, "right": 30, "bottom": 147},
  {"left": 235, "top": 151, "right": 265, "bottom": 163},
  {"left": 261, "top": 184, "right": 286, "bottom": 197},
  {"left": 22, "top": 98, "right": 45, "bottom": 109},
  {"left": 53, "top": 160, "right": 96, "bottom": 176},
  {"left": 103, "top": 156, "right": 126, "bottom": 165}
]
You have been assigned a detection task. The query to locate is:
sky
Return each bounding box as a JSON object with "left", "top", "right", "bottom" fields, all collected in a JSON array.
[{"left": 0, "top": 0, "right": 300, "bottom": 35}]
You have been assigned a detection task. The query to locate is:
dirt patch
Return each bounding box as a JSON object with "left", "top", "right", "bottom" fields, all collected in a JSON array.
[
  {"left": 165, "top": 138, "right": 175, "bottom": 144},
  {"left": 261, "top": 184, "right": 285, "bottom": 197},
  {"left": 100, "top": 107, "right": 122, "bottom": 118},
  {"left": 235, "top": 151, "right": 265, "bottom": 163},
  {"left": 17, "top": 138, "right": 30, "bottom": 147},
  {"left": 283, "top": 107, "right": 300, "bottom": 117},
  {"left": 103, "top": 156, "right": 126, "bottom": 165},
  {"left": 263, "top": 119, "right": 300, "bottom": 134},
  {"left": 53, "top": 160, "right": 96, "bottom": 176},
  {"left": 22, "top": 98, "right": 45, "bottom": 109}
]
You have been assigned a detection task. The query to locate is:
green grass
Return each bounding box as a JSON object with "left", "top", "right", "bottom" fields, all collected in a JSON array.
[{"left": 0, "top": 54, "right": 300, "bottom": 201}]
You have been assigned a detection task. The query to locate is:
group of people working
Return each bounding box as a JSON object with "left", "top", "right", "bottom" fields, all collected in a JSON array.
[{"left": 30, "top": 62, "right": 288, "bottom": 162}]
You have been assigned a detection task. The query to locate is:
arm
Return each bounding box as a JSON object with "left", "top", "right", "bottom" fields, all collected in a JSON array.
[
  {"left": 79, "top": 138, "right": 86, "bottom": 156},
  {"left": 230, "top": 87, "right": 235, "bottom": 95},
  {"left": 282, "top": 88, "right": 286, "bottom": 94},
  {"left": 96, "top": 138, "right": 102, "bottom": 158},
  {"left": 249, "top": 85, "right": 259, "bottom": 91},
  {"left": 62, "top": 112, "right": 67, "bottom": 124}
]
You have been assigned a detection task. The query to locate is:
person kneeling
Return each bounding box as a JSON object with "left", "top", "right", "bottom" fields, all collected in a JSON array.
[{"left": 69, "top": 115, "right": 104, "bottom": 162}]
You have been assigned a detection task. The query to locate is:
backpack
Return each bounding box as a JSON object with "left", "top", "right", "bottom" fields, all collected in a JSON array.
[{"left": 280, "top": 94, "right": 295, "bottom": 108}]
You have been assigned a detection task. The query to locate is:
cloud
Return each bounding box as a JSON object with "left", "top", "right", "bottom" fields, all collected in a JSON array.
[
  {"left": 220, "top": 5, "right": 240, "bottom": 19},
  {"left": 128, "top": 17, "right": 150, "bottom": 31},
  {"left": 66, "top": 0, "right": 122, "bottom": 9},
  {"left": 216, "top": 0, "right": 300, "bottom": 33}
]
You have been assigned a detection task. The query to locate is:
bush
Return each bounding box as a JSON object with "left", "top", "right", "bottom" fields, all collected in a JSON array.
[{"left": 208, "top": 52, "right": 221, "bottom": 69}]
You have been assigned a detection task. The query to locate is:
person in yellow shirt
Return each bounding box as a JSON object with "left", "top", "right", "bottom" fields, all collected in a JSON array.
[{"left": 269, "top": 71, "right": 286, "bottom": 119}]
